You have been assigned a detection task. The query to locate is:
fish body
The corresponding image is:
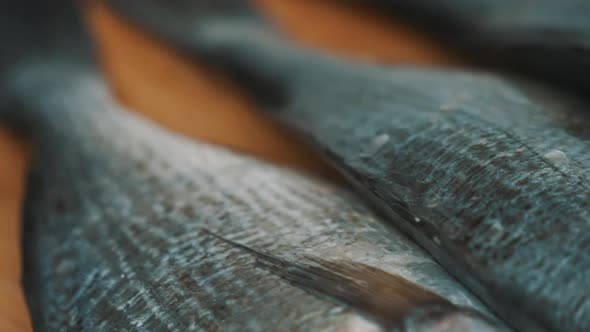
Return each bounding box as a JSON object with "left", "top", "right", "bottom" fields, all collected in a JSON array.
[
  {"left": 107, "top": 1, "right": 590, "bottom": 331},
  {"left": 0, "top": 2, "right": 506, "bottom": 330},
  {"left": 8, "top": 64, "right": 504, "bottom": 331}
]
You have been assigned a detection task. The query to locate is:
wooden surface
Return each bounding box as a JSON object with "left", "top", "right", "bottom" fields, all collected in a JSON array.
[
  {"left": 0, "top": 130, "right": 31, "bottom": 331},
  {"left": 0, "top": 1, "right": 459, "bottom": 330}
]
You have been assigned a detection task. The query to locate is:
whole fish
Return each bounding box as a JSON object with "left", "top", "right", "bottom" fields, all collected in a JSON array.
[
  {"left": 0, "top": 1, "right": 507, "bottom": 331},
  {"left": 107, "top": 1, "right": 590, "bottom": 331},
  {"left": 363, "top": 0, "right": 590, "bottom": 95}
]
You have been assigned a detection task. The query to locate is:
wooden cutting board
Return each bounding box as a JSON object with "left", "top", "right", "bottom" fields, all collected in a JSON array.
[{"left": 0, "top": 1, "right": 459, "bottom": 330}]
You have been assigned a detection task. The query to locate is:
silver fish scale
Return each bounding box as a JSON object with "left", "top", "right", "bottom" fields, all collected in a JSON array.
[
  {"left": 118, "top": 17, "right": 590, "bottom": 329},
  {"left": 287, "top": 66, "right": 590, "bottom": 330},
  {"left": 16, "top": 66, "right": 502, "bottom": 331},
  {"left": 32, "top": 136, "right": 340, "bottom": 331}
]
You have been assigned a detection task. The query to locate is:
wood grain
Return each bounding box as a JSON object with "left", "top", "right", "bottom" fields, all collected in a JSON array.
[{"left": 0, "top": 1, "right": 460, "bottom": 329}]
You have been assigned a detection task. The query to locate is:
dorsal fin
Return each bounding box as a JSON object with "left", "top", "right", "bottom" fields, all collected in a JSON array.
[{"left": 205, "top": 230, "right": 502, "bottom": 330}]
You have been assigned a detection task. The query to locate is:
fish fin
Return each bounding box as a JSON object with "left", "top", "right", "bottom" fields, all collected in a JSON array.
[{"left": 203, "top": 229, "right": 456, "bottom": 327}]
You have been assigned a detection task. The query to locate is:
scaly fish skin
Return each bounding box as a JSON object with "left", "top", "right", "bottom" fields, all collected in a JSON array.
[
  {"left": 105, "top": 1, "right": 590, "bottom": 330},
  {"left": 7, "top": 62, "right": 507, "bottom": 331}
]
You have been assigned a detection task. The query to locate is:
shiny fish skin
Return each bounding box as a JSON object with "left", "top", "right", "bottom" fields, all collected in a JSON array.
[
  {"left": 4, "top": 63, "right": 506, "bottom": 331},
  {"left": 106, "top": 1, "right": 590, "bottom": 331}
]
